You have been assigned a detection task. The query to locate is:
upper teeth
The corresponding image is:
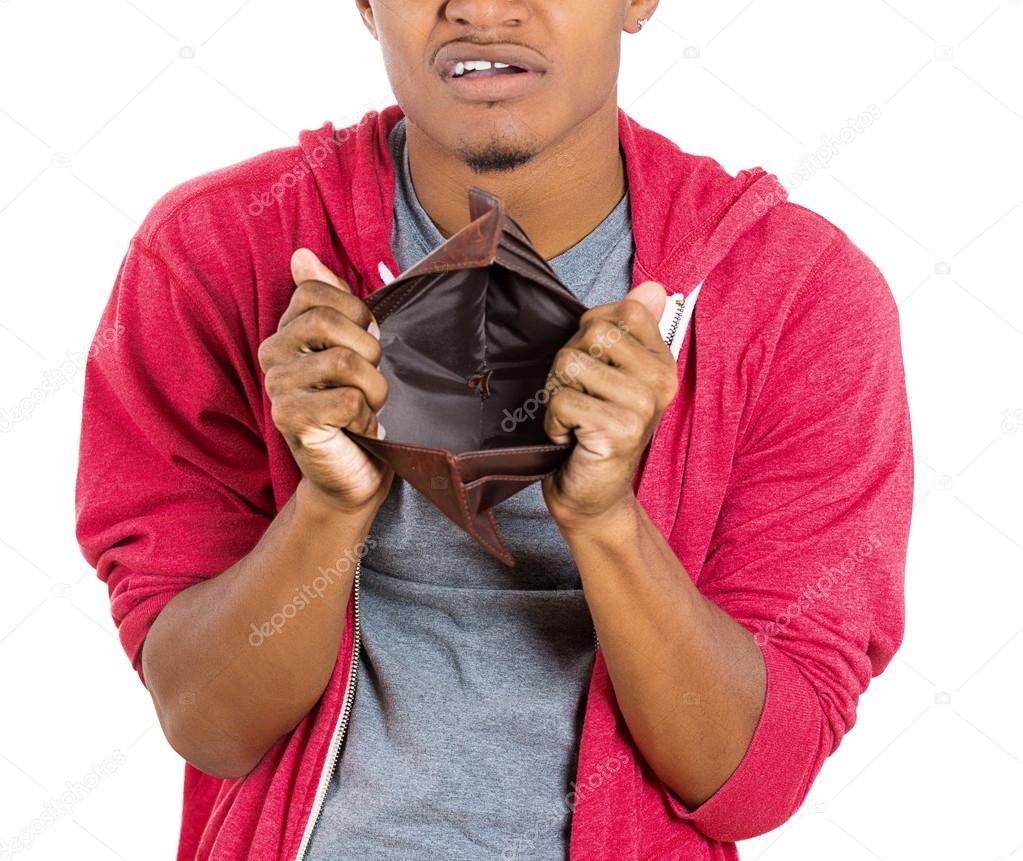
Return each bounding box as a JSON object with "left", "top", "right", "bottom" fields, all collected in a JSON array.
[{"left": 453, "top": 60, "right": 512, "bottom": 77}]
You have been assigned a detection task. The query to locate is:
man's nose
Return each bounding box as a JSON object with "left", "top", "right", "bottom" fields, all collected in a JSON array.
[{"left": 443, "top": 0, "right": 531, "bottom": 30}]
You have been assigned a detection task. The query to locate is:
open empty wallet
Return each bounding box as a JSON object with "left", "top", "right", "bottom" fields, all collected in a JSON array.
[{"left": 346, "top": 186, "right": 588, "bottom": 566}]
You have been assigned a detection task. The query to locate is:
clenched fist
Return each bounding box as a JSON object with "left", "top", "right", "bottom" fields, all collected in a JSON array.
[{"left": 258, "top": 248, "right": 393, "bottom": 514}]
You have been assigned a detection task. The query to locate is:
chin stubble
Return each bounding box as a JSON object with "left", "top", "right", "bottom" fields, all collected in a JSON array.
[{"left": 455, "top": 130, "right": 539, "bottom": 175}]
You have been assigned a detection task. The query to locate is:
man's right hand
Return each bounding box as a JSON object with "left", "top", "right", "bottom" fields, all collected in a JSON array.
[{"left": 258, "top": 248, "right": 393, "bottom": 513}]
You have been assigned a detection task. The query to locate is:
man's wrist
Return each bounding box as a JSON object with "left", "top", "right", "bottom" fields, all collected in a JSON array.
[
  {"left": 294, "top": 477, "right": 382, "bottom": 528},
  {"left": 554, "top": 491, "right": 645, "bottom": 548}
]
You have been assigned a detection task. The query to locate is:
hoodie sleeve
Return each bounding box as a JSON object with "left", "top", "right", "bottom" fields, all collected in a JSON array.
[
  {"left": 662, "top": 232, "right": 914, "bottom": 841},
  {"left": 74, "top": 236, "right": 274, "bottom": 688}
]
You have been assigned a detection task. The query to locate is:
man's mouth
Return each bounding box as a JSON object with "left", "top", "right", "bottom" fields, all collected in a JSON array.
[
  {"left": 434, "top": 43, "right": 549, "bottom": 101},
  {"left": 435, "top": 42, "right": 550, "bottom": 79},
  {"left": 451, "top": 60, "right": 529, "bottom": 79}
]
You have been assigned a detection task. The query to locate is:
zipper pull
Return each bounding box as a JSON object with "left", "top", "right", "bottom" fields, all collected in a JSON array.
[{"left": 658, "top": 281, "right": 703, "bottom": 359}]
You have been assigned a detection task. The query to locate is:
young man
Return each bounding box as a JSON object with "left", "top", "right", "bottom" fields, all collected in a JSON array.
[{"left": 75, "top": 1, "right": 914, "bottom": 859}]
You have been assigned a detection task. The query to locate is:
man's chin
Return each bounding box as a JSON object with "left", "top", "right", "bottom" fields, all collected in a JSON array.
[
  {"left": 449, "top": 120, "right": 542, "bottom": 176},
  {"left": 455, "top": 142, "right": 538, "bottom": 175}
]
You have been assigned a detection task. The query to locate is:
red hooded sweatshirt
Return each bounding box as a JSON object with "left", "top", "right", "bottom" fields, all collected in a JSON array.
[{"left": 75, "top": 104, "right": 913, "bottom": 860}]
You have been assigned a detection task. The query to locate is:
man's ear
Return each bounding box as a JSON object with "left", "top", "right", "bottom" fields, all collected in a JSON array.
[
  {"left": 627, "top": 0, "right": 660, "bottom": 25},
  {"left": 354, "top": 0, "right": 377, "bottom": 39}
]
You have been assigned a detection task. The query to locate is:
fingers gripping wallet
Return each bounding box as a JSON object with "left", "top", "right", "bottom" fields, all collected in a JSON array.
[{"left": 347, "top": 186, "right": 588, "bottom": 567}]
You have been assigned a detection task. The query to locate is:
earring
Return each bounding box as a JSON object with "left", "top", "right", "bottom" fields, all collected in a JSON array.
[{"left": 636, "top": 17, "right": 650, "bottom": 31}]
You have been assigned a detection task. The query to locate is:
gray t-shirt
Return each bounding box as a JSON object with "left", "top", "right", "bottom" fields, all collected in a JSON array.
[{"left": 303, "top": 117, "right": 635, "bottom": 861}]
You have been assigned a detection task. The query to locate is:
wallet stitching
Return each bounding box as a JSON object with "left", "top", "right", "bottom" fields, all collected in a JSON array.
[
  {"left": 462, "top": 472, "right": 553, "bottom": 490},
  {"left": 481, "top": 507, "right": 511, "bottom": 561},
  {"left": 371, "top": 281, "right": 420, "bottom": 322},
  {"left": 453, "top": 465, "right": 509, "bottom": 560},
  {"left": 362, "top": 439, "right": 444, "bottom": 454},
  {"left": 458, "top": 445, "right": 567, "bottom": 459}
]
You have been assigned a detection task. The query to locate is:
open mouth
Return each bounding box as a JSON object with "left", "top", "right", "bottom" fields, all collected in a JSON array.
[
  {"left": 435, "top": 45, "right": 548, "bottom": 101},
  {"left": 451, "top": 60, "right": 530, "bottom": 79}
]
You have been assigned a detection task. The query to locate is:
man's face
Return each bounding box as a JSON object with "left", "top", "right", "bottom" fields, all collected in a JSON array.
[{"left": 359, "top": 0, "right": 632, "bottom": 174}]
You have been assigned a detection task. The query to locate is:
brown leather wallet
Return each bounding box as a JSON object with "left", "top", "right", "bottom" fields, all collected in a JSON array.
[{"left": 347, "top": 186, "right": 587, "bottom": 566}]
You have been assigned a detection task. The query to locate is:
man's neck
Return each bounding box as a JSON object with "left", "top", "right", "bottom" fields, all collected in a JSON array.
[{"left": 404, "top": 102, "right": 626, "bottom": 261}]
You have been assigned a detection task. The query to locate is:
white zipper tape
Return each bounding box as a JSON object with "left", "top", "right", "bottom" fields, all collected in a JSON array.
[{"left": 378, "top": 260, "right": 396, "bottom": 285}]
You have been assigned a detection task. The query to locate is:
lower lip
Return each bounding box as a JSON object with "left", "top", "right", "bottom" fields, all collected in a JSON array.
[{"left": 442, "top": 69, "right": 544, "bottom": 102}]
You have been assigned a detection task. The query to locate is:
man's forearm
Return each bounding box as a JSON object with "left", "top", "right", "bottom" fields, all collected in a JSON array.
[
  {"left": 559, "top": 494, "right": 766, "bottom": 809},
  {"left": 141, "top": 477, "right": 381, "bottom": 779}
]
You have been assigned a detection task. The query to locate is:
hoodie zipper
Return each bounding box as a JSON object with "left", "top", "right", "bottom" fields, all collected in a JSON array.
[
  {"left": 662, "top": 295, "right": 686, "bottom": 349},
  {"left": 294, "top": 561, "right": 363, "bottom": 861}
]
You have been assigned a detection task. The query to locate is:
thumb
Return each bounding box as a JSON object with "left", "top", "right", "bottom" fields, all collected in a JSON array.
[
  {"left": 624, "top": 280, "right": 667, "bottom": 322},
  {"left": 291, "top": 247, "right": 379, "bottom": 338},
  {"left": 291, "top": 247, "right": 350, "bottom": 292}
]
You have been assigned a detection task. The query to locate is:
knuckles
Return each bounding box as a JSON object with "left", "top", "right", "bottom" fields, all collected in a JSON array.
[
  {"left": 257, "top": 337, "right": 276, "bottom": 374},
  {"left": 269, "top": 394, "right": 298, "bottom": 435},
  {"left": 550, "top": 347, "right": 589, "bottom": 386},
  {"left": 330, "top": 348, "right": 355, "bottom": 376},
  {"left": 263, "top": 363, "right": 287, "bottom": 398},
  {"left": 609, "top": 407, "right": 647, "bottom": 447},
  {"left": 585, "top": 318, "right": 618, "bottom": 343},
  {"left": 658, "top": 364, "right": 679, "bottom": 407},
  {"left": 334, "top": 386, "right": 364, "bottom": 418},
  {"left": 303, "top": 304, "right": 339, "bottom": 334},
  {"left": 577, "top": 301, "right": 647, "bottom": 339},
  {"left": 616, "top": 299, "right": 650, "bottom": 333}
]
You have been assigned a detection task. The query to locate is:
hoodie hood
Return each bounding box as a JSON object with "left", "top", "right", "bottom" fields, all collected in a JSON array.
[{"left": 298, "top": 104, "right": 788, "bottom": 303}]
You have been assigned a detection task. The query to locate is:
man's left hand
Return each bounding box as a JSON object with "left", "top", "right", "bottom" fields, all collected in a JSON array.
[{"left": 542, "top": 281, "right": 679, "bottom": 531}]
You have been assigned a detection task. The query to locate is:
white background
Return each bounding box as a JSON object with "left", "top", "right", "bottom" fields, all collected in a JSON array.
[{"left": 1, "top": 1, "right": 1021, "bottom": 859}]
